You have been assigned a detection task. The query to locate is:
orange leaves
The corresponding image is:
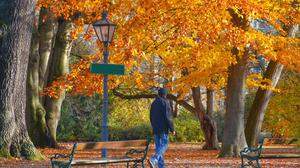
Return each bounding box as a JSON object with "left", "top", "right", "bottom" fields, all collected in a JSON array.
[
  {"left": 43, "top": 77, "right": 68, "bottom": 99},
  {"left": 40, "top": 0, "right": 300, "bottom": 98},
  {"left": 44, "top": 54, "right": 131, "bottom": 97}
]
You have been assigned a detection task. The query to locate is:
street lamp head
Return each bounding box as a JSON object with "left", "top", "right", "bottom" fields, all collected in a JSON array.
[{"left": 93, "top": 11, "right": 116, "bottom": 46}]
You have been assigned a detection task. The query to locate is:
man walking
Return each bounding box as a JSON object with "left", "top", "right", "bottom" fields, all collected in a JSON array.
[{"left": 149, "top": 88, "right": 176, "bottom": 168}]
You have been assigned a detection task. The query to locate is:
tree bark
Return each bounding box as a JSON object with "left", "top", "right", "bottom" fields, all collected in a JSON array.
[
  {"left": 44, "top": 19, "right": 73, "bottom": 148},
  {"left": 192, "top": 87, "right": 219, "bottom": 150},
  {"left": 26, "top": 8, "right": 59, "bottom": 147},
  {"left": 0, "top": 0, "right": 43, "bottom": 159},
  {"left": 206, "top": 89, "right": 214, "bottom": 117},
  {"left": 245, "top": 25, "right": 298, "bottom": 147},
  {"left": 220, "top": 50, "right": 248, "bottom": 157},
  {"left": 38, "top": 8, "right": 57, "bottom": 103},
  {"left": 26, "top": 9, "right": 49, "bottom": 147},
  {"left": 170, "top": 100, "right": 179, "bottom": 117},
  {"left": 219, "top": 7, "right": 249, "bottom": 157}
]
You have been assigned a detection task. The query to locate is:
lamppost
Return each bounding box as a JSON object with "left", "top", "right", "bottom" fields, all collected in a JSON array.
[{"left": 93, "top": 11, "right": 116, "bottom": 158}]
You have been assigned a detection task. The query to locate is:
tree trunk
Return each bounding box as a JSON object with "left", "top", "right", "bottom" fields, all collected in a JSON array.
[
  {"left": 26, "top": 9, "right": 49, "bottom": 147},
  {"left": 38, "top": 8, "right": 57, "bottom": 103},
  {"left": 170, "top": 100, "right": 179, "bottom": 117},
  {"left": 44, "top": 19, "right": 73, "bottom": 148},
  {"left": 245, "top": 25, "right": 298, "bottom": 147},
  {"left": 245, "top": 61, "right": 283, "bottom": 147},
  {"left": 192, "top": 87, "right": 219, "bottom": 150},
  {"left": 0, "top": 0, "right": 43, "bottom": 160},
  {"left": 220, "top": 50, "right": 248, "bottom": 157},
  {"left": 26, "top": 8, "right": 58, "bottom": 147},
  {"left": 206, "top": 89, "right": 214, "bottom": 117}
]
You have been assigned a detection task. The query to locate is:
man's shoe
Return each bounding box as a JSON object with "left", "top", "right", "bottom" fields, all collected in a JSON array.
[{"left": 148, "top": 158, "right": 155, "bottom": 168}]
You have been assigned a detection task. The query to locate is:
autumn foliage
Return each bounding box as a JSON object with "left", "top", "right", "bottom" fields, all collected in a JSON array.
[{"left": 39, "top": 0, "right": 300, "bottom": 98}]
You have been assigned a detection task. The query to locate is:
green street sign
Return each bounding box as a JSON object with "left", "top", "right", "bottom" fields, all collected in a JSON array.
[{"left": 90, "top": 63, "right": 125, "bottom": 75}]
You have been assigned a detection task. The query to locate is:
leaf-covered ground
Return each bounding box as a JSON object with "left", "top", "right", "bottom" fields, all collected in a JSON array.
[{"left": 0, "top": 143, "right": 299, "bottom": 168}]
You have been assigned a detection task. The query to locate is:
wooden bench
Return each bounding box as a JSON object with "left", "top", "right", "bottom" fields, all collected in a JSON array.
[
  {"left": 240, "top": 137, "right": 265, "bottom": 168},
  {"left": 50, "top": 139, "right": 150, "bottom": 168}
]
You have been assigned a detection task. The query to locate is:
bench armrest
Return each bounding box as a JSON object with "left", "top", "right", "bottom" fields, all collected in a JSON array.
[
  {"left": 240, "top": 146, "right": 263, "bottom": 159},
  {"left": 125, "top": 149, "right": 146, "bottom": 157},
  {"left": 50, "top": 154, "right": 70, "bottom": 160},
  {"left": 240, "top": 147, "right": 249, "bottom": 153},
  {"left": 241, "top": 147, "right": 258, "bottom": 154}
]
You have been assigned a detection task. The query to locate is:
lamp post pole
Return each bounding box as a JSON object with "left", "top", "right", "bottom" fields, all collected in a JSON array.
[
  {"left": 92, "top": 11, "right": 117, "bottom": 158},
  {"left": 102, "top": 44, "right": 109, "bottom": 158}
]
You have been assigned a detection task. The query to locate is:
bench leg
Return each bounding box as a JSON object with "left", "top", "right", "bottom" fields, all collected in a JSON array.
[
  {"left": 133, "top": 161, "right": 141, "bottom": 168},
  {"left": 141, "top": 161, "right": 145, "bottom": 168},
  {"left": 240, "top": 156, "right": 245, "bottom": 168},
  {"left": 256, "top": 159, "right": 261, "bottom": 168},
  {"left": 126, "top": 161, "right": 143, "bottom": 168}
]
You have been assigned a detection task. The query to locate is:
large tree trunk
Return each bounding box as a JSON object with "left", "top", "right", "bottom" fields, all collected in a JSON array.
[
  {"left": 192, "top": 87, "right": 219, "bottom": 150},
  {"left": 219, "top": 7, "right": 249, "bottom": 157},
  {"left": 0, "top": 0, "right": 43, "bottom": 159},
  {"left": 220, "top": 50, "right": 248, "bottom": 157},
  {"left": 245, "top": 25, "right": 299, "bottom": 147},
  {"left": 26, "top": 9, "right": 49, "bottom": 147},
  {"left": 44, "top": 19, "right": 73, "bottom": 148}
]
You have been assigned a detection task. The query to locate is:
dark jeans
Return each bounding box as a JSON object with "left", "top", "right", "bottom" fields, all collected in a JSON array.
[{"left": 150, "top": 133, "right": 169, "bottom": 168}]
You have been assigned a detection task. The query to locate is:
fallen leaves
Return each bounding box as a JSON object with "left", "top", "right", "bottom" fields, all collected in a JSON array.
[{"left": 1, "top": 143, "right": 299, "bottom": 167}]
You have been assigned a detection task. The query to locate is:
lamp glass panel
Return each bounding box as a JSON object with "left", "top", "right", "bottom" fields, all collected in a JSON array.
[
  {"left": 108, "top": 25, "right": 116, "bottom": 42},
  {"left": 100, "top": 25, "right": 109, "bottom": 42},
  {"left": 94, "top": 27, "right": 104, "bottom": 42}
]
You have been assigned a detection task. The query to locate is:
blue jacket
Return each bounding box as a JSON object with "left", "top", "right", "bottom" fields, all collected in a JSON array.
[{"left": 150, "top": 97, "right": 174, "bottom": 134}]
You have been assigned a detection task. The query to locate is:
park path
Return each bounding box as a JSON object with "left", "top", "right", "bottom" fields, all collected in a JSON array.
[{"left": 0, "top": 143, "right": 299, "bottom": 167}]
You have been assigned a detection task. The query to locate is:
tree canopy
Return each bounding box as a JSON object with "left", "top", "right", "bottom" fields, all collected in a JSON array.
[{"left": 40, "top": 0, "right": 299, "bottom": 98}]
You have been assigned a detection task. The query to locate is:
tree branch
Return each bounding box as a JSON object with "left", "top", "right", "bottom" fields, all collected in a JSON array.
[{"left": 112, "top": 89, "right": 196, "bottom": 114}]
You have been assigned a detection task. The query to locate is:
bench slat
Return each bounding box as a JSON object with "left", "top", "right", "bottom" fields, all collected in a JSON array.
[
  {"left": 53, "top": 158, "right": 140, "bottom": 166},
  {"left": 76, "top": 140, "right": 148, "bottom": 150},
  {"left": 71, "top": 158, "right": 139, "bottom": 165}
]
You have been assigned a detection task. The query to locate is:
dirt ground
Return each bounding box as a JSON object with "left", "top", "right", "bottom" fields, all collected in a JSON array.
[{"left": 0, "top": 143, "right": 299, "bottom": 168}]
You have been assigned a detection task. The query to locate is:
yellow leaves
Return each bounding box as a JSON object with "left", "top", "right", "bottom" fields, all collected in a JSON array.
[
  {"left": 66, "top": 85, "right": 73, "bottom": 92},
  {"left": 40, "top": 0, "right": 300, "bottom": 99},
  {"left": 232, "top": 7, "right": 244, "bottom": 19},
  {"left": 247, "top": 73, "right": 280, "bottom": 92},
  {"left": 136, "top": 6, "right": 146, "bottom": 14},
  {"left": 246, "top": 28, "right": 300, "bottom": 72},
  {"left": 131, "top": 48, "right": 139, "bottom": 57}
]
